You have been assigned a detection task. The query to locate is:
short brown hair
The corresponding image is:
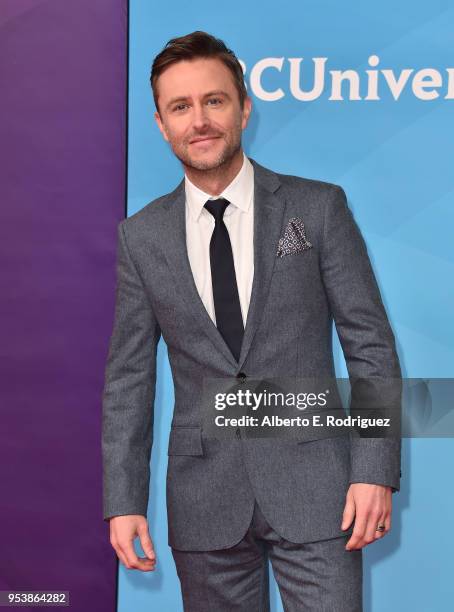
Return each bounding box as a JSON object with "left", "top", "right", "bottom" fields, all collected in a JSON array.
[{"left": 150, "top": 31, "right": 247, "bottom": 113}]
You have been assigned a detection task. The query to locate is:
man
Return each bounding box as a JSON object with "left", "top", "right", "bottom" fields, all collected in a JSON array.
[{"left": 102, "top": 31, "right": 401, "bottom": 611}]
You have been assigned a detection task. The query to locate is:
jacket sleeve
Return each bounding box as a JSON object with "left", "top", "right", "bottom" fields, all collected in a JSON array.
[
  {"left": 102, "top": 221, "right": 161, "bottom": 520},
  {"left": 319, "top": 185, "right": 402, "bottom": 492}
]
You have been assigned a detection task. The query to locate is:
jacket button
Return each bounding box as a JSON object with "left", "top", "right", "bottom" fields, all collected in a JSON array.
[{"left": 236, "top": 372, "right": 247, "bottom": 383}]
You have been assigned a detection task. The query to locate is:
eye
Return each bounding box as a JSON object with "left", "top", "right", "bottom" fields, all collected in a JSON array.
[
  {"left": 207, "top": 97, "right": 223, "bottom": 106},
  {"left": 173, "top": 103, "right": 189, "bottom": 112}
]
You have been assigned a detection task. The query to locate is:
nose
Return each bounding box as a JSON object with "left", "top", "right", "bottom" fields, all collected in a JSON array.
[{"left": 191, "top": 102, "right": 210, "bottom": 131}]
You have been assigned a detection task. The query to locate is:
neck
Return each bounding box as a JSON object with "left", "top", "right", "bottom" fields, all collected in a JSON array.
[{"left": 184, "top": 149, "right": 244, "bottom": 196}]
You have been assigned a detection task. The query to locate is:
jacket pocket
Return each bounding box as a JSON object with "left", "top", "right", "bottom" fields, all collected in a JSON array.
[{"left": 167, "top": 426, "right": 204, "bottom": 456}]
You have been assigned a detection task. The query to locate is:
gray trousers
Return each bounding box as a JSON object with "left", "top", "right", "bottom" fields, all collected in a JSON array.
[{"left": 171, "top": 500, "right": 363, "bottom": 611}]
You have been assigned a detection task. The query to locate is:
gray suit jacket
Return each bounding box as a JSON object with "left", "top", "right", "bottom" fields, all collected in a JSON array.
[{"left": 102, "top": 157, "right": 402, "bottom": 551}]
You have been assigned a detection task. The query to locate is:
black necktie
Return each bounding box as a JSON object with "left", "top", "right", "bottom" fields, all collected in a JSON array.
[{"left": 204, "top": 198, "right": 244, "bottom": 362}]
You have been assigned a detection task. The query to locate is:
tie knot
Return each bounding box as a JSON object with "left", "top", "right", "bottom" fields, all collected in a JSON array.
[{"left": 204, "top": 198, "right": 230, "bottom": 223}]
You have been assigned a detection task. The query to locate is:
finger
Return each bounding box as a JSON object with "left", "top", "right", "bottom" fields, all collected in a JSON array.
[
  {"left": 363, "top": 509, "right": 383, "bottom": 545},
  {"left": 111, "top": 537, "right": 133, "bottom": 569},
  {"left": 385, "top": 510, "right": 392, "bottom": 532},
  {"left": 346, "top": 513, "right": 367, "bottom": 550},
  {"left": 377, "top": 507, "right": 392, "bottom": 538},
  {"left": 341, "top": 495, "right": 355, "bottom": 531},
  {"left": 110, "top": 536, "right": 130, "bottom": 569},
  {"left": 373, "top": 513, "right": 388, "bottom": 541},
  {"left": 115, "top": 547, "right": 131, "bottom": 569},
  {"left": 385, "top": 499, "right": 392, "bottom": 531},
  {"left": 117, "top": 548, "right": 156, "bottom": 572},
  {"left": 374, "top": 494, "right": 392, "bottom": 541},
  {"left": 119, "top": 540, "right": 156, "bottom": 572},
  {"left": 138, "top": 524, "right": 156, "bottom": 561}
]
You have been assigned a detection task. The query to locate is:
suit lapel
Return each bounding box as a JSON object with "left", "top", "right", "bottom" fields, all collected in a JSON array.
[
  {"left": 160, "top": 181, "right": 238, "bottom": 367},
  {"left": 160, "top": 158, "right": 287, "bottom": 370},
  {"left": 237, "top": 162, "right": 286, "bottom": 369}
]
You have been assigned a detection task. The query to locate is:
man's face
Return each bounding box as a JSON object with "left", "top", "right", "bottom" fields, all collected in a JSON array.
[{"left": 154, "top": 58, "right": 252, "bottom": 171}]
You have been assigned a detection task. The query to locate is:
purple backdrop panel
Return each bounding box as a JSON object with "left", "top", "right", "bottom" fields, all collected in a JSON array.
[{"left": 0, "top": 1, "right": 127, "bottom": 610}]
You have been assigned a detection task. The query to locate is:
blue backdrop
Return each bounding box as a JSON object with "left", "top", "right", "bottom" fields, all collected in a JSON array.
[{"left": 124, "top": 1, "right": 454, "bottom": 610}]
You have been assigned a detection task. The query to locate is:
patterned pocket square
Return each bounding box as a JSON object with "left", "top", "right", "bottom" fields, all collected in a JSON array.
[{"left": 276, "top": 217, "right": 313, "bottom": 257}]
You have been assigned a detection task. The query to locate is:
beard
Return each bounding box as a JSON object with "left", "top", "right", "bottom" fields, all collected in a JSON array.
[{"left": 169, "top": 121, "right": 243, "bottom": 172}]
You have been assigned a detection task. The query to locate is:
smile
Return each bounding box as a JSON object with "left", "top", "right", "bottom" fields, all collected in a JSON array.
[{"left": 190, "top": 136, "right": 220, "bottom": 145}]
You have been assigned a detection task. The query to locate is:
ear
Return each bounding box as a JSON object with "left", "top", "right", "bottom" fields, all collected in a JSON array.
[
  {"left": 154, "top": 110, "right": 169, "bottom": 142},
  {"left": 241, "top": 96, "right": 253, "bottom": 131}
]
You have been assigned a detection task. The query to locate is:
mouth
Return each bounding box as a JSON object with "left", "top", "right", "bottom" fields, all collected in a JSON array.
[{"left": 189, "top": 136, "right": 220, "bottom": 145}]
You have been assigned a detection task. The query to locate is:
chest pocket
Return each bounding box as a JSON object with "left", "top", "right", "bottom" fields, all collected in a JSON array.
[{"left": 273, "top": 246, "right": 316, "bottom": 275}]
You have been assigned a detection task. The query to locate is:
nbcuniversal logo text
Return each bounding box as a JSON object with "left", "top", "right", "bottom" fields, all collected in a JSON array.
[{"left": 239, "top": 54, "right": 454, "bottom": 101}]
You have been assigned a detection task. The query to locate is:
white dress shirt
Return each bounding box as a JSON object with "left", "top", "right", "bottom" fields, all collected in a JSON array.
[{"left": 184, "top": 152, "right": 254, "bottom": 328}]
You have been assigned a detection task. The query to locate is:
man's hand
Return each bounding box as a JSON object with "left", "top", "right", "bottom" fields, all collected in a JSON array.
[
  {"left": 109, "top": 514, "right": 156, "bottom": 571},
  {"left": 341, "top": 483, "right": 392, "bottom": 551}
]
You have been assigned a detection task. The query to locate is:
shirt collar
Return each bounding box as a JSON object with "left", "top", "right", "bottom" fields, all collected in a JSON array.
[{"left": 185, "top": 152, "right": 254, "bottom": 222}]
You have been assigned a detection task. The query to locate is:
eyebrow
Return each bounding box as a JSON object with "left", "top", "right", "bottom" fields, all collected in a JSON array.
[{"left": 165, "top": 90, "right": 231, "bottom": 110}]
